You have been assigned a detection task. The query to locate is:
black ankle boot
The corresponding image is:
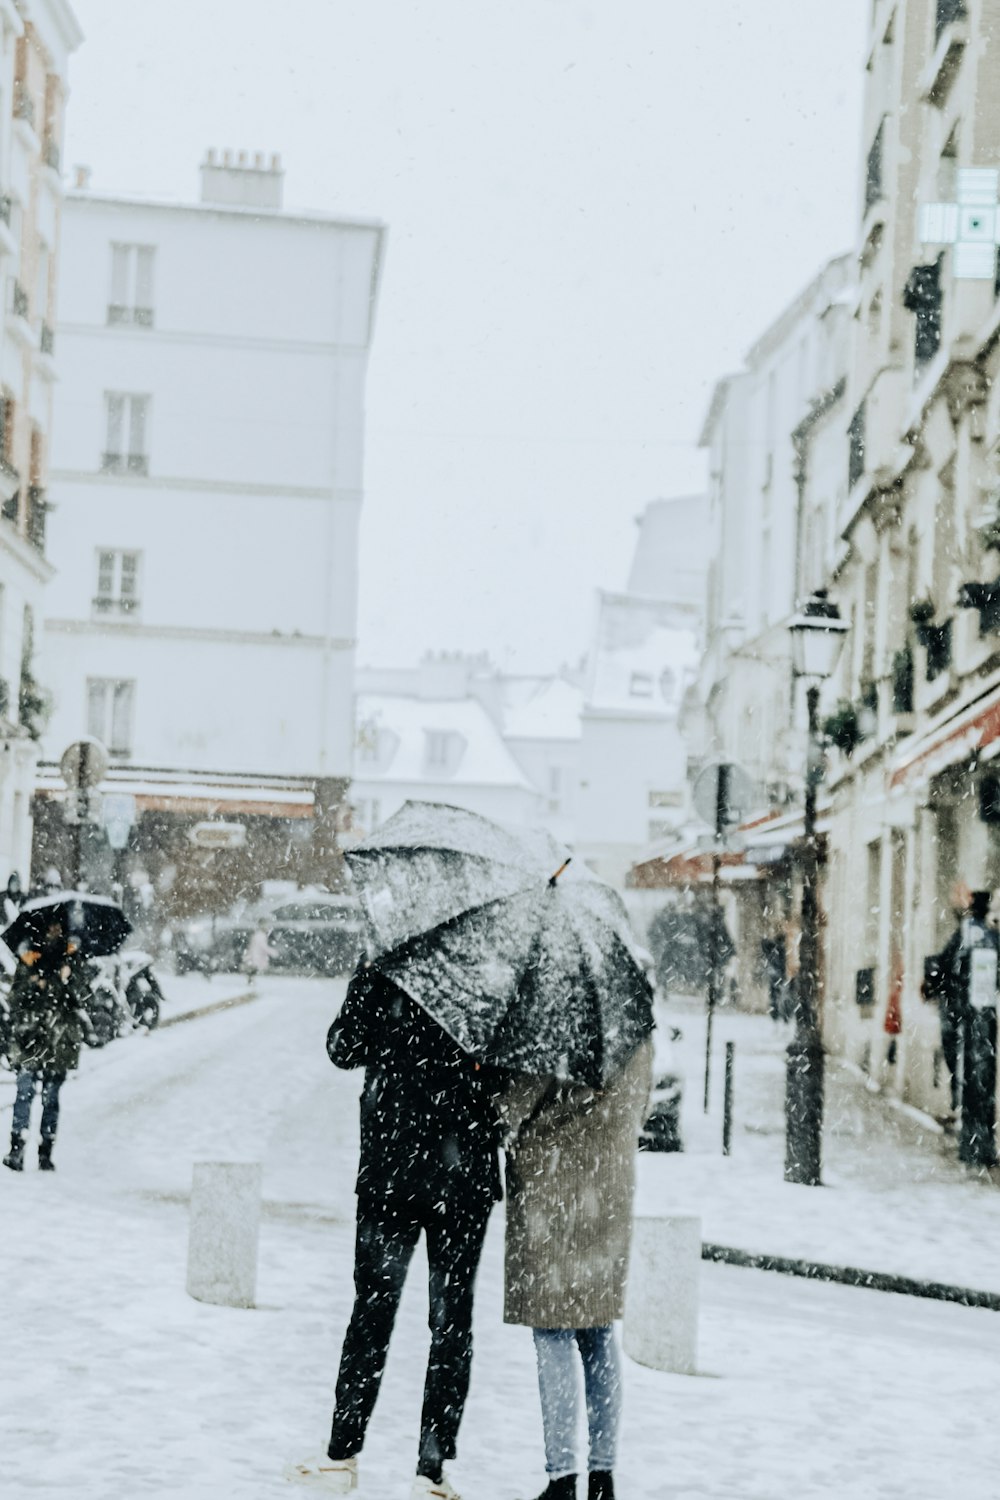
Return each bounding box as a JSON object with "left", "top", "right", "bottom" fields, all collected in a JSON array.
[
  {"left": 532, "top": 1479, "right": 576, "bottom": 1500},
  {"left": 3, "top": 1133, "right": 25, "bottom": 1172},
  {"left": 38, "top": 1139, "right": 55, "bottom": 1172},
  {"left": 588, "top": 1473, "right": 614, "bottom": 1500}
]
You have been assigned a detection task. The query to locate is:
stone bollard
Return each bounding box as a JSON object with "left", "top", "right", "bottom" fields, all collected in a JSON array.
[
  {"left": 186, "top": 1161, "right": 262, "bottom": 1309},
  {"left": 623, "top": 1213, "right": 701, "bottom": 1375}
]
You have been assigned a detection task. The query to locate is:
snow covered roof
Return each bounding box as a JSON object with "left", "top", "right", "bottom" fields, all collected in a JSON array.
[
  {"left": 586, "top": 594, "right": 700, "bottom": 716},
  {"left": 497, "top": 676, "right": 583, "bottom": 742},
  {"left": 355, "top": 693, "right": 535, "bottom": 789}
]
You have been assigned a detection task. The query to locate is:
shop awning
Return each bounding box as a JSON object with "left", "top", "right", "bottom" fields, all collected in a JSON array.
[
  {"left": 35, "top": 767, "right": 316, "bottom": 821},
  {"left": 888, "top": 680, "right": 1000, "bottom": 792}
]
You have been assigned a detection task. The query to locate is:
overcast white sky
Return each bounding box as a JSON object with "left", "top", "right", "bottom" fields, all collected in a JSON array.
[{"left": 64, "top": 0, "right": 869, "bottom": 671}]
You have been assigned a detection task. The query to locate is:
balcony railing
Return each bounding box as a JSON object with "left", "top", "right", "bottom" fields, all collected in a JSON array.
[
  {"left": 92, "top": 595, "right": 140, "bottom": 617},
  {"left": 101, "top": 451, "right": 149, "bottom": 476},
  {"left": 107, "top": 304, "right": 154, "bottom": 328},
  {"left": 0, "top": 491, "right": 17, "bottom": 525},
  {"left": 936, "top": 0, "right": 967, "bottom": 43},
  {"left": 39, "top": 322, "right": 53, "bottom": 356},
  {"left": 13, "top": 82, "right": 34, "bottom": 129},
  {"left": 0, "top": 197, "right": 11, "bottom": 229},
  {"left": 11, "top": 281, "right": 28, "bottom": 319},
  {"left": 42, "top": 137, "right": 59, "bottom": 173}
]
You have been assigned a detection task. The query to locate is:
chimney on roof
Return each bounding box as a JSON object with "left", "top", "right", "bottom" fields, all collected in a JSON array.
[{"left": 200, "top": 147, "right": 284, "bottom": 210}]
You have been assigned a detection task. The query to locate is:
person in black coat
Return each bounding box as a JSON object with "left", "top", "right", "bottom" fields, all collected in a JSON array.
[{"left": 291, "top": 962, "right": 503, "bottom": 1500}]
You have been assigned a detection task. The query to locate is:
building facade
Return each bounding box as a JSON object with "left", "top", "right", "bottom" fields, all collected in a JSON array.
[
  {"left": 672, "top": 259, "right": 853, "bottom": 1007},
  {"left": 824, "top": 0, "right": 1000, "bottom": 1118},
  {"left": 34, "top": 151, "right": 384, "bottom": 901},
  {"left": 0, "top": 0, "right": 80, "bottom": 885}
]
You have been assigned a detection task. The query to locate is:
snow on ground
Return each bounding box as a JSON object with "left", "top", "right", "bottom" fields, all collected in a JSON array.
[
  {"left": 2, "top": 981, "right": 999, "bottom": 1499},
  {"left": 647, "top": 996, "right": 1000, "bottom": 1294}
]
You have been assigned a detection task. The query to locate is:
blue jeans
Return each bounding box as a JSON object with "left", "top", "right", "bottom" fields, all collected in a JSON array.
[
  {"left": 532, "top": 1326, "right": 621, "bottom": 1476},
  {"left": 11, "top": 1069, "right": 65, "bottom": 1142}
]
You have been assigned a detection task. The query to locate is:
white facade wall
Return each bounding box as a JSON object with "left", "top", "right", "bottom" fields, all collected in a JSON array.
[
  {"left": 698, "top": 258, "right": 853, "bottom": 798},
  {"left": 41, "top": 185, "right": 383, "bottom": 782},
  {"left": 577, "top": 712, "right": 689, "bottom": 885},
  {"left": 0, "top": 0, "right": 81, "bottom": 884}
]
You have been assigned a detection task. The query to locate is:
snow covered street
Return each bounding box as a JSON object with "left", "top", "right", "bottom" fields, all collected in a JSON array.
[{"left": 3, "top": 981, "right": 1000, "bottom": 1499}]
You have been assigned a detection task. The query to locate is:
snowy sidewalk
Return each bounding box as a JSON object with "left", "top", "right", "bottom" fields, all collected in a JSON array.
[
  {"left": 645, "top": 997, "right": 1000, "bottom": 1295},
  {"left": 3, "top": 981, "right": 999, "bottom": 1500}
]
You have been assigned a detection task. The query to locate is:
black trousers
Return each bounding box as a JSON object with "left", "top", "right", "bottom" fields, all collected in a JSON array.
[{"left": 328, "top": 1193, "right": 493, "bottom": 1474}]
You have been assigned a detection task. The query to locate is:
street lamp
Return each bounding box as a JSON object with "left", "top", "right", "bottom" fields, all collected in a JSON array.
[{"left": 785, "top": 590, "right": 848, "bottom": 1186}]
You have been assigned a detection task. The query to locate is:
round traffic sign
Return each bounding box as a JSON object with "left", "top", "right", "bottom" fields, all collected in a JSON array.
[{"left": 60, "top": 737, "right": 109, "bottom": 790}]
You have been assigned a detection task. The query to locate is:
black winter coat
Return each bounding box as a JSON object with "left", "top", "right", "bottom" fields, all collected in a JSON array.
[{"left": 328, "top": 964, "right": 504, "bottom": 1210}]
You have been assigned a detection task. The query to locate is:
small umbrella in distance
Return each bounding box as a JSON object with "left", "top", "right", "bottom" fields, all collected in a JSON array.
[
  {"left": 345, "top": 801, "right": 653, "bottom": 1087},
  {"left": 3, "top": 890, "right": 132, "bottom": 958}
]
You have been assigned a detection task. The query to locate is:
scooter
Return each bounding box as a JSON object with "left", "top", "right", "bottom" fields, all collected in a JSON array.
[{"left": 82, "top": 950, "right": 162, "bottom": 1046}]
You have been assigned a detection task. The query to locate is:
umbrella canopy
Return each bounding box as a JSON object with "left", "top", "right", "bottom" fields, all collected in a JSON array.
[
  {"left": 345, "top": 801, "right": 653, "bottom": 1085},
  {"left": 3, "top": 891, "right": 132, "bottom": 958}
]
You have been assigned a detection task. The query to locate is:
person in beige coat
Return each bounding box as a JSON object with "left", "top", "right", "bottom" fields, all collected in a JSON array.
[{"left": 502, "top": 1037, "right": 653, "bottom": 1500}]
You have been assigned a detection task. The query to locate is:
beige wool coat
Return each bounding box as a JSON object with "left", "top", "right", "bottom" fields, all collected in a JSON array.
[{"left": 501, "top": 1038, "right": 653, "bottom": 1329}]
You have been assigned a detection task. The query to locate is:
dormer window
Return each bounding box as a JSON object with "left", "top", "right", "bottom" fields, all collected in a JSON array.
[
  {"left": 629, "top": 672, "right": 654, "bottom": 699},
  {"left": 425, "top": 730, "right": 451, "bottom": 768}
]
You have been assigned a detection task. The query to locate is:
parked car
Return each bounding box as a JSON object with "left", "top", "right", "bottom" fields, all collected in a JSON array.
[
  {"left": 172, "top": 901, "right": 266, "bottom": 976},
  {"left": 266, "top": 894, "right": 363, "bottom": 975},
  {"left": 171, "top": 889, "right": 363, "bottom": 978}
]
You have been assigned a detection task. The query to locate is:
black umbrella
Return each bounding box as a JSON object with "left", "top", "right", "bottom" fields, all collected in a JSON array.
[
  {"left": 345, "top": 801, "right": 653, "bottom": 1085},
  {"left": 3, "top": 890, "right": 132, "bottom": 957}
]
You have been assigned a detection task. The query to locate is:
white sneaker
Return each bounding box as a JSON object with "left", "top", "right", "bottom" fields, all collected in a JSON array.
[
  {"left": 285, "top": 1455, "right": 359, "bottom": 1492},
  {"left": 410, "top": 1472, "right": 462, "bottom": 1500}
]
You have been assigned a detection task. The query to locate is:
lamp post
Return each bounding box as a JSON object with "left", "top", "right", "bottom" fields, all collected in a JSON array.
[{"left": 785, "top": 591, "right": 848, "bottom": 1186}]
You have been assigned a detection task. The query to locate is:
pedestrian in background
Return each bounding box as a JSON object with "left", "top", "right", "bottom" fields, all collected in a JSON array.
[
  {"left": 244, "top": 921, "right": 275, "bottom": 987},
  {"left": 3, "top": 870, "right": 24, "bottom": 926},
  {"left": 502, "top": 1038, "right": 653, "bottom": 1500},
  {"left": 2, "top": 917, "right": 89, "bottom": 1172}
]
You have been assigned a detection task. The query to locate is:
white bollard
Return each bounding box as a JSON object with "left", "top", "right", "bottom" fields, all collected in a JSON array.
[
  {"left": 186, "top": 1161, "right": 262, "bottom": 1309},
  {"left": 623, "top": 1213, "right": 701, "bottom": 1375}
]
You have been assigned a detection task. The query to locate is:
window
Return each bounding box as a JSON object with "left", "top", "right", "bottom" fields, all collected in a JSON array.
[
  {"left": 102, "top": 393, "right": 150, "bottom": 474},
  {"left": 903, "top": 260, "right": 942, "bottom": 368},
  {"left": 425, "top": 730, "right": 451, "bottom": 768},
  {"left": 848, "top": 401, "right": 866, "bottom": 489},
  {"left": 94, "top": 549, "right": 141, "bottom": 617},
  {"left": 87, "top": 678, "right": 135, "bottom": 756},
  {"left": 36, "top": 239, "right": 49, "bottom": 324},
  {"left": 108, "top": 244, "right": 155, "bottom": 326},
  {"left": 936, "top": 0, "right": 967, "bottom": 44},
  {"left": 649, "top": 790, "right": 683, "bottom": 808},
  {"left": 864, "top": 120, "right": 884, "bottom": 214}
]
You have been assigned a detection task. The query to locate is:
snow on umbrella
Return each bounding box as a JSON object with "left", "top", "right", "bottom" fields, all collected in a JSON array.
[
  {"left": 3, "top": 890, "right": 132, "bottom": 957},
  {"left": 345, "top": 801, "right": 654, "bottom": 1086}
]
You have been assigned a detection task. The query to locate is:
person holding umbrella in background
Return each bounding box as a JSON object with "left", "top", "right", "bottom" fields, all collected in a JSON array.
[
  {"left": 1, "top": 913, "right": 90, "bottom": 1172},
  {"left": 1, "top": 889, "right": 132, "bottom": 1172}
]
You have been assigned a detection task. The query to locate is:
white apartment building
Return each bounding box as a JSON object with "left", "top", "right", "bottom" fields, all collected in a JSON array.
[
  {"left": 577, "top": 497, "right": 709, "bottom": 888},
  {"left": 0, "top": 0, "right": 80, "bottom": 885},
  {"left": 34, "top": 151, "right": 384, "bottom": 900}
]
